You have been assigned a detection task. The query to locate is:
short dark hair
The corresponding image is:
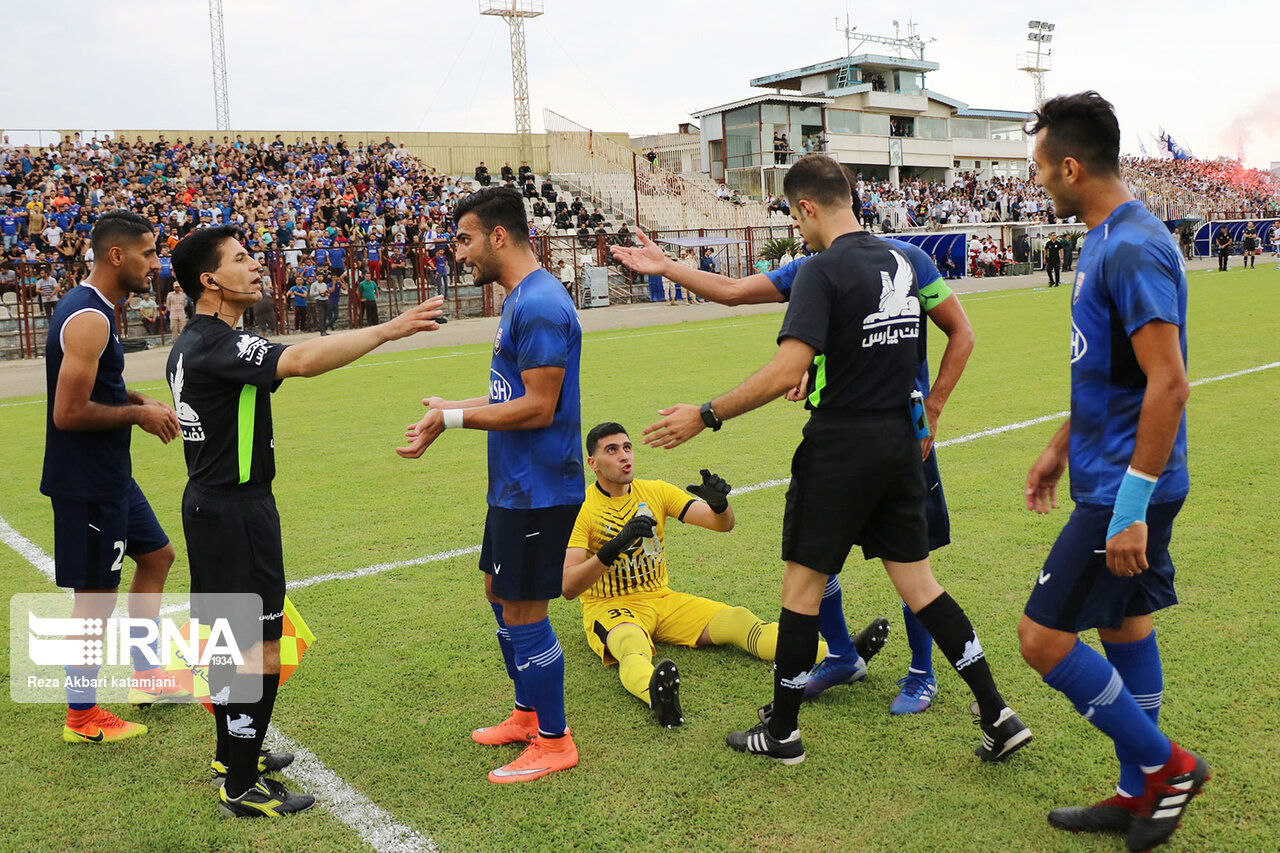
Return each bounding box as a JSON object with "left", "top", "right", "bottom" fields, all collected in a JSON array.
[
  {"left": 452, "top": 186, "right": 529, "bottom": 242},
  {"left": 586, "top": 422, "right": 628, "bottom": 456},
  {"left": 171, "top": 225, "right": 240, "bottom": 300},
  {"left": 840, "top": 164, "right": 862, "bottom": 223},
  {"left": 1029, "top": 91, "right": 1121, "bottom": 176},
  {"left": 783, "top": 154, "right": 851, "bottom": 210},
  {"left": 89, "top": 210, "right": 153, "bottom": 255}
]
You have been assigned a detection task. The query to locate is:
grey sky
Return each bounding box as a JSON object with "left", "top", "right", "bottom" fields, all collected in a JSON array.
[{"left": 4, "top": 1, "right": 1277, "bottom": 168}]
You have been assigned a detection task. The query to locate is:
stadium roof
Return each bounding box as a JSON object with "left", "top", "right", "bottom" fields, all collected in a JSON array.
[
  {"left": 690, "top": 93, "right": 832, "bottom": 120},
  {"left": 928, "top": 91, "right": 1033, "bottom": 121},
  {"left": 750, "top": 54, "right": 941, "bottom": 90}
]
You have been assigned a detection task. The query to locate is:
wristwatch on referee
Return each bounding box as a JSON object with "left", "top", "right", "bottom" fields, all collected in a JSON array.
[{"left": 699, "top": 401, "right": 723, "bottom": 431}]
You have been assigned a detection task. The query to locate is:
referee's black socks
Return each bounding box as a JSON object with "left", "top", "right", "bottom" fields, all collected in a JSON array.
[
  {"left": 914, "top": 592, "right": 1005, "bottom": 725},
  {"left": 768, "top": 608, "right": 819, "bottom": 739},
  {"left": 223, "top": 673, "right": 280, "bottom": 799}
]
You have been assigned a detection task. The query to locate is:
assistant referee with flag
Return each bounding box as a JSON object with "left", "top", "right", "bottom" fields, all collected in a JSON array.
[{"left": 169, "top": 225, "right": 443, "bottom": 817}]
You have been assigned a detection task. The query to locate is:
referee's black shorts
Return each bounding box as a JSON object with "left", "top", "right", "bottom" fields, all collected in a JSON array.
[
  {"left": 182, "top": 482, "right": 286, "bottom": 644},
  {"left": 782, "top": 409, "right": 929, "bottom": 573}
]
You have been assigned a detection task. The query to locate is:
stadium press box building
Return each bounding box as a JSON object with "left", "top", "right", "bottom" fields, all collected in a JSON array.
[{"left": 693, "top": 51, "right": 1033, "bottom": 197}]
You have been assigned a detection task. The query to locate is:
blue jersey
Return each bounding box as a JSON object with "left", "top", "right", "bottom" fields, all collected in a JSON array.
[
  {"left": 765, "top": 238, "right": 951, "bottom": 397},
  {"left": 41, "top": 284, "right": 132, "bottom": 501},
  {"left": 487, "top": 268, "right": 585, "bottom": 509},
  {"left": 1068, "top": 200, "right": 1188, "bottom": 506}
]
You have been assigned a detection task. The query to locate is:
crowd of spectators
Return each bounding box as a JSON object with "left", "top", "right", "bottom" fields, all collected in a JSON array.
[
  {"left": 0, "top": 132, "right": 491, "bottom": 326},
  {"left": 4, "top": 131, "right": 1278, "bottom": 337},
  {"left": 1120, "top": 155, "right": 1280, "bottom": 220},
  {"left": 761, "top": 172, "right": 1061, "bottom": 230}
]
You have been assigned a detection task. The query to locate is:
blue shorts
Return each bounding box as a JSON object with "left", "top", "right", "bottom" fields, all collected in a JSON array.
[
  {"left": 922, "top": 447, "right": 951, "bottom": 552},
  {"left": 51, "top": 479, "right": 169, "bottom": 590},
  {"left": 1024, "top": 499, "right": 1183, "bottom": 632},
  {"left": 479, "top": 503, "right": 580, "bottom": 602}
]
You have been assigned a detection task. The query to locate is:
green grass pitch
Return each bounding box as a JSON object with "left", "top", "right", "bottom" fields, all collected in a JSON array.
[{"left": 0, "top": 265, "right": 1277, "bottom": 851}]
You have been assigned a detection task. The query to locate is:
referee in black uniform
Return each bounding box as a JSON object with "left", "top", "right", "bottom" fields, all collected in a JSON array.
[
  {"left": 168, "top": 225, "right": 443, "bottom": 817},
  {"left": 645, "top": 155, "right": 1029, "bottom": 764}
]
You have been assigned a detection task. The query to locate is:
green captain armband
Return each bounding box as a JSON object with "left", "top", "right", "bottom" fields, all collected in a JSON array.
[{"left": 919, "top": 278, "right": 953, "bottom": 313}]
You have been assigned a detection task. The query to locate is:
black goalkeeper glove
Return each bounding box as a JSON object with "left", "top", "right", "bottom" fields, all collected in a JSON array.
[
  {"left": 686, "top": 468, "right": 731, "bottom": 514},
  {"left": 595, "top": 515, "right": 657, "bottom": 567}
]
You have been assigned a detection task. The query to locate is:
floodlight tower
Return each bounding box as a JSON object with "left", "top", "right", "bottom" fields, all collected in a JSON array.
[
  {"left": 209, "top": 0, "right": 231, "bottom": 131},
  {"left": 480, "top": 1, "right": 544, "bottom": 166},
  {"left": 1017, "top": 20, "right": 1055, "bottom": 108}
]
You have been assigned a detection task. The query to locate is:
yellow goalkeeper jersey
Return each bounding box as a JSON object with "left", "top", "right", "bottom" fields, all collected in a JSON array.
[{"left": 568, "top": 478, "right": 695, "bottom": 604}]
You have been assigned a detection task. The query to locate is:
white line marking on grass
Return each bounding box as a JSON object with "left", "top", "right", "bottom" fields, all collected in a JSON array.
[
  {"left": 286, "top": 545, "right": 483, "bottom": 591},
  {"left": 0, "top": 516, "right": 55, "bottom": 582},
  {"left": 336, "top": 320, "right": 776, "bottom": 372},
  {"left": 265, "top": 726, "right": 438, "bottom": 853},
  {"left": 1189, "top": 361, "right": 1280, "bottom": 386}
]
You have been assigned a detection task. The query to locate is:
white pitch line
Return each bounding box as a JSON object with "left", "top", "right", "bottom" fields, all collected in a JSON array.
[
  {"left": 264, "top": 726, "right": 437, "bottom": 853},
  {"left": 0, "top": 516, "right": 55, "bottom": 582},
  {"left": 0, "top": 527, "right": 435, "bottom": 853},
  {"left": 285, "top": 545, "right": 482, "bottom": 591}
]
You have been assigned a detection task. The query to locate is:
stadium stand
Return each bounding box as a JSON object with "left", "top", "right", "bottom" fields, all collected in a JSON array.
[{"left": 2, "top": 129, "right": 1276, "bottom": 358}]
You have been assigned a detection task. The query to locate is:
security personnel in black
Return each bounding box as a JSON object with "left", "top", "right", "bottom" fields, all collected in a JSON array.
[
  {"left": 642, "top": 154, "right": 1027, "bottom": 767},
  {"left": 1044, "top": 233, "right": 1063, "bottom": 286},
  {"left": 167, "top": 224, "right": 443, "bottom": 818},
  {"left": 1215, "top": 227, "right": 1232, "bottom": 271},
  {"left": 1061, "top": 235, "right": 1074, "bottom": 272},
  {"left": 1241, "top": 222, "right": 1258, "bottom": 269}
]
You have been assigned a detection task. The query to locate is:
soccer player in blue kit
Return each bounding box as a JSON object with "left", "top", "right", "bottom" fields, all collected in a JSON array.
[
  {"left": 41, "top": 211, "right": 185, "bottom": 744},
  {"left": 1020, "top": 92, "right": 1207, "bottom": 851},
  {"left": 398, "top": 187, "right": 585, "bottom": 784},
  {"left": 611, "top": 167, "right": 973, "bottom": 716}
]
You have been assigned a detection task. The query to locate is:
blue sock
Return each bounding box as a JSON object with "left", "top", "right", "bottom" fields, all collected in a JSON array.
[
  {"left": 1104, "top": 632, "right": 1163, "bottom": 797},
  {"left": 490, "top": 603, "right": 533, "bottom": 710},
  {"left": 818, "top": 575, "right": 855, "bottom": 658},
  {"left": 902, "top": 600, "right": 934, "bottom": 676},
  {"left": 1043, "top": 640, "right": 1170, "bottom": 770},
  {"left": 129, "top": 618, "right": 160, "bottom": 673},
  {"left": 65, "top": 665, "right": 98, "bottom": 711},
  {"left": 507, "top": 618, "right": 566, "bottom": 737}
]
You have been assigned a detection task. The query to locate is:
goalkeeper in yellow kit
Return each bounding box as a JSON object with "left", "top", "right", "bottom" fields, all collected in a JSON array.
[{"left": 563, "top": 422, "right": 887, "bottom": 727}]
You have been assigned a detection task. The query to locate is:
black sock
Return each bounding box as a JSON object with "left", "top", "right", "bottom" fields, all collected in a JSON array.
[
  {"left": 208, "top": 658, "right": 235, "bottom": 764},
  {"left": 768, "top": 608, "right": 819, "bottom": 740},
  {"left": 914, "top": 592, "right": 1005, "bottom": 725},
  {"left": 224, "top": 673, "right": 279, "bottom": 799}
]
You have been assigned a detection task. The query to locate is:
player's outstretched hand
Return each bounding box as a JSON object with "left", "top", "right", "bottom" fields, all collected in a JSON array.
[
  {"left": 686, "top": 469, "right": 730, "bottom": 512},
  {"left": 609, "top": 229, "right": 668, "bottom": 275},
  {"left": 596, "top": 515, "right": 657, "bottom": 567},
  {"left": 396, "top": 408, "right": 445, "bottom": 459},
  {"left": 643, "top": 404, "right": 704, "bottom": 450},
  {"left": 1025, "top": 445, "right": 1067, "bottom": 513},
  {"left": 136, "top": 398, "right": 180, "bottom": 444},
  {"left": 383, "top": 296, "right": 444, "bottom": 341}
]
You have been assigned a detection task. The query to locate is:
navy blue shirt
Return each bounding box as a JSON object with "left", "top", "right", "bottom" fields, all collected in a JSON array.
[
  {"left": 41, "top": 284, "right": 132, "bottom": 501},
  {"left": 487, "top": 268, "right": 585, "bottom": 509},
  {"left": 1068, "top": 201, "right": 1188, "bottom": 506}
]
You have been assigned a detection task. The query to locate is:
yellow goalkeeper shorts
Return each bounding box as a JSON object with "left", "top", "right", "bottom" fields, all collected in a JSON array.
[{"left": 581, "top": 589, "right": 729, "bottom": 665}]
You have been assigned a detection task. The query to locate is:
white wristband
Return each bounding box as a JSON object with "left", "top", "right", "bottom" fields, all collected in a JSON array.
[{"left": 442, "top": 408, "right": 465, "bottom": 430}]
